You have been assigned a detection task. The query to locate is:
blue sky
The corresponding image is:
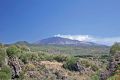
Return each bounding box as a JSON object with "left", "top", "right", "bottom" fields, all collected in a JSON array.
[{"left": 0, "top": 0, "right": 120, "bottom": 43}]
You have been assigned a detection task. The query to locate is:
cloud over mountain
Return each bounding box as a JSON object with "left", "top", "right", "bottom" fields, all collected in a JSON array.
[{"left": 54, "top": 34, "right": 120, "bottom": 45}]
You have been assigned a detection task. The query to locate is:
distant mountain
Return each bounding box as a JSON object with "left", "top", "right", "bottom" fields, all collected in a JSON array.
[
  {"left": 14, "top": 41, "right": 30, "bottom": 45},
  {"left": 35, "top": 37, "right": 106, "bottom": 47}
]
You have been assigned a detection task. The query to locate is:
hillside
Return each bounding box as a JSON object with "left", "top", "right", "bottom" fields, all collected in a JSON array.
[
  {"left": 29, "top": 44, "right": 109, "bottom": 56},
  {"left": 35, "top": 37, "right": 105, "bottom": 47},
  {"left": 0, "top": 42, "right": 120, "bottom": 80},
  {"left": 13, "top": 37, "right": 110, "bottom": 56}
]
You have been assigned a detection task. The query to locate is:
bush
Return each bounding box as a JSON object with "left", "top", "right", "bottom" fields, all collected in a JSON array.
[
  {"left": 19, "top": 52, "right": 40, "bottom": 64},
  {"left": 0, "top": 48, "right": 6, "bottom": 66},
  {"left": 6, "top": 45, "right": 20, "bottom": 57},
  {"left": 38, "top": 52, "right": 53, "bottom": 61},
  {"left": 38, "top": 53, "right": 67, "bottom": 62},
  {"left": 91, "top": 74, "right": 99, "bottom": 80},
  {"left": 80, "top": 60, "right": 91, "bottom": 68},
  {"left": 53, "top": 54, "right": 67, "bottom": 62},
  {"left": 63, "top": 56, "right": 78, "bottom": 71},
  {"left": 0, "top": 66, "right": 11, "bottom": 80},
  {"left": 30, "top": 53, "right": 39, "bottom": 61},
  {"left": 16, "top": 44, "right": 30, "bottom": 52},
  {"left": 19, "top": 53, "right": 29, "bottom": 64}
]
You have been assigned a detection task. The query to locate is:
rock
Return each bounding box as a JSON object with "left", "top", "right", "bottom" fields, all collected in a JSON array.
[
  {"left": 27, "top": 71, "right": 41, "bottom": 79},
  {"left": 99, "top": 70, "right": 111, "bottom": 80},
  {"left": 76, "top": 61, "right": 85, "bottom": 73},
  {"left": 8, "top": 57, "right": 21, "bottom": 79},
  {"left": 99, "top": 52, "right": 120, "bottom": 80},
  {"left": 54, "top": 70, "right": 68, "bottom": 80}
]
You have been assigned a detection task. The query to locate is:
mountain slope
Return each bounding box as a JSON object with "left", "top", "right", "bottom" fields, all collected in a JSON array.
[{"left": 35, "top": 37, "right": 105, "bottom": 47}]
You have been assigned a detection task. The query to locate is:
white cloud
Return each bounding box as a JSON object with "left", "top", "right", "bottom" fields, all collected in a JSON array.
[
  {"left": 54, "top": 34, "right": 93, "bottom": 41},
  {"left": 54, "top": 34, "right": 120, "bottom": 45}
]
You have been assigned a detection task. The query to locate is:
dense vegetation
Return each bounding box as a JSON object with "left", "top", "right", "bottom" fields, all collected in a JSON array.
[
  {"left": 0, "top": 42, "right": 119, "bottom": 80},
  {"left": 29, "top": 44, "right": 109, "bottom": 56}
]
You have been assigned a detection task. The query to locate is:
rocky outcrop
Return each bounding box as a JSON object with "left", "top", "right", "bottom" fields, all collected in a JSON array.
[
  {"left": 8, "top": 57, "right": 22, "bottom": 79},
  {"left": 99, "top": 52, "right": 120, "bottom": 80},
  {"left": 75, "top": 61, "right": 85, "bottom": 73}
]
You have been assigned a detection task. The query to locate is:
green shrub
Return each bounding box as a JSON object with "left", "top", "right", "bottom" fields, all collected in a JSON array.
[
  {"left": 90, "top": 71, "right": 100, "bottom": 80},
  {"left": 38, "top": 53, "right": 67, "bottom": 61},
  {"left": 53, "top": 54, "right": 67, "bottom": 62},
  {"left": 19, "top": 53, "right": 29, "bottom": 64},
  {"left": 38, "top": 52, "right": 53, "bottom": 61},
  {"left": 16, "top": 44, "right": 30, "bottom": 52},
  {"left": 19, "top": 52, "right": 39, "bottom": 63},
  {"left": 80, "top": 60, "right": 91, "bottom": 68},
  {"left": 63, "top": 56, "right": 78, "bottom": 71},
  {"left": 30, "top": 53, "right": 39, "bottom": 61},
  {"left": 0, "top": 66, "right": 11, "bottom": 80},
  {"left": 0, "top": 48, "right": 6, "bottom": 66},
  {"left": 91, "top": 74, "right": 99, "bottom": 80},
  {"left": 6, "top": 45, "right": 20, "bottom": 57}
]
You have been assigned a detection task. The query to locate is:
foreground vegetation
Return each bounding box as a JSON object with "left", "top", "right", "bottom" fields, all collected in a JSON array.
[{"left": 0, "top": 42, "right": 119, "bottom": 80}]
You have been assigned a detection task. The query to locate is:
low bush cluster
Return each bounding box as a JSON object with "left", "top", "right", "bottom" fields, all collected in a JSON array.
[
  {"left": 6, "top": 45, "right": 21, "bottom": 57},
  {"left": 80, "top": 60, "right": 91, "bottom": 68},
  {"left": 63, "top": 56, "right": 78, "bottom": 71},
  {"left": 0, "top": 48, "right": 6, "bottom": 66},
  {"left": 0, "top": 66, "right": 11, "bottom": 80}
]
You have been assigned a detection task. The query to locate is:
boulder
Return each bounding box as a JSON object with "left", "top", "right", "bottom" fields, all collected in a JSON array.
[{"left": 8, "top": 57, "right": 21, "bottom": 79}]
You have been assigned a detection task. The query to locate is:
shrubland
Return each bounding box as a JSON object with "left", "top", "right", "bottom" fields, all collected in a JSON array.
[{"left": 0, "top": 43, "right": 112, "bottom": 80}]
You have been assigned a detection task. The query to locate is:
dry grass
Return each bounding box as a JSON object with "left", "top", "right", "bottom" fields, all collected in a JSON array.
[{"left": 39, "top": 61, "right": 91, "bottom": 80}]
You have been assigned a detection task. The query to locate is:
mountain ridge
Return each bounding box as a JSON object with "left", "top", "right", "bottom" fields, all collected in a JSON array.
[{"left": 34, "top": 37, "right": 107, "bottom": 47}]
